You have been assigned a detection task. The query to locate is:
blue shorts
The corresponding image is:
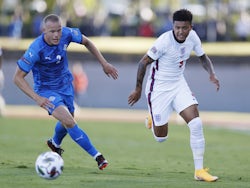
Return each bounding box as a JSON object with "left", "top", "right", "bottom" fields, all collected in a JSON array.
[{"left": 38, "top": 90, "right": 75, "bottom": 115}]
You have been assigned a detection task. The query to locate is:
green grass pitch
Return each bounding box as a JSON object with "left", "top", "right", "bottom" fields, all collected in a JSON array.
[{"left": 0, "top": 117, "right": 250, "bottom": 188}]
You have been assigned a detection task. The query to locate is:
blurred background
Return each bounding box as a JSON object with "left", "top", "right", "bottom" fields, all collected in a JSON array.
[
  {"left": 0, "top": 0, "right": 250, "bottom": 41},
  {"left": 0, "top": 0, "right": 250, "bottom": 113}
]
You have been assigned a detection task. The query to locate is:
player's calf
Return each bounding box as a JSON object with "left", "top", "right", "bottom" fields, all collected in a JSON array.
[{"left": 152, "top": 124, "right": 168, "bottom": 142}]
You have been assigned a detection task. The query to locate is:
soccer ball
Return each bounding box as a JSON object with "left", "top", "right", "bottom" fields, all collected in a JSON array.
[{"left": 35, "top": 151, "right": 64, "bottom": 180}]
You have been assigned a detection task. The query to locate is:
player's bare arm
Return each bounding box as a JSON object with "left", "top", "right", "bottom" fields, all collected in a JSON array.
[
  {"left": 13, "top": 67, "right": 54, "bottom": 110},
  {"left": 128, "top": 55, "right": 154, "bottom": 106},
  {"left": 81, "top": 35, "right": 118, "bottom": 80},
  {"left": 199, "top": 54, "right": 220, "bottom": 91}
]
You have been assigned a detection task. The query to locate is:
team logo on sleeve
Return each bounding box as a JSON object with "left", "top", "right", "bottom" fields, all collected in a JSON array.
[
  {"left": 150, "top": 46, "right": 157, "bottom": 54},
  {"left": 70, "top": 28, "right": 79, "bottom": 36},
  {"left": 29, "top": 52, "right": 33, "bottom": 58},
  {"left": 21, "top": 57, "right": 31, "bottom": 65},
  {"left": 73, "top": 29, "right": 79, "bottom": 36}
]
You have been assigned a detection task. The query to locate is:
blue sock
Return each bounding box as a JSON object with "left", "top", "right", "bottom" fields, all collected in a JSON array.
[
  {"left": 67, "top": 124, "right": 98, "bottom": 157},
  {"left": 52, "top": 121, "right": 67, "bottom": 146}
]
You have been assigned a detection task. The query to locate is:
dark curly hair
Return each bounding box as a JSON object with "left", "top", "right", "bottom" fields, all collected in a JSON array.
[{"left": 173, "top": 9, "right": 193, "bottom": 24}]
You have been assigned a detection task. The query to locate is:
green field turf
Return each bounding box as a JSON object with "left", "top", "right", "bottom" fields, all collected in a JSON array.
[{"left": 0, "top": 117, "right": 250, "bottom": 188}]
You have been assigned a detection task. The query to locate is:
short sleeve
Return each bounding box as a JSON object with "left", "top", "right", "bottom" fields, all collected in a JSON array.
[
  {"left": 191, "top": 30, "right": 205, "bottom": 56},
  {"left": 17, "top": 46, "right": 40, "bottom": 73},
  {"left": 147, "top": 34, "right": 165, "bottom": 60},
  {"left": 67, "top": 27, "right": 83, "bottom": 44}
]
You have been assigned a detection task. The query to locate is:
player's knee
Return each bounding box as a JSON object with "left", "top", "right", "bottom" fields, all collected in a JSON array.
[
  {"left": 61, "top": 118, "right": 76, "bottom": 128},
  {"left": 188, "top": 117, "right": 203, "bottom": 134},
  {"left": 153, "top": 135, "right": 168, "bottom": 143}
]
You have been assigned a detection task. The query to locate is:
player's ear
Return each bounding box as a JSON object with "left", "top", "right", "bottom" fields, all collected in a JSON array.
[{"left": 41, "top": 22, "right": 47, "bottom": 33}]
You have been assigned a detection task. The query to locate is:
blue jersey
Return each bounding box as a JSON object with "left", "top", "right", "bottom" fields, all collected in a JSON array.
[{"left": 17, "top": 27, "right": 82, "bottom": 94}]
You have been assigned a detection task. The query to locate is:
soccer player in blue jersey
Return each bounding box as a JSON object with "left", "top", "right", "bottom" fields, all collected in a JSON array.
[{"left": 13, "top": 14, "right": 118, "bottom": 170}]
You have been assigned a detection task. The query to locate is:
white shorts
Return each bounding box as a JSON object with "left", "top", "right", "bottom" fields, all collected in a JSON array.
[{"left": 145, "top": 79, "right": 198, "bottom": 126}]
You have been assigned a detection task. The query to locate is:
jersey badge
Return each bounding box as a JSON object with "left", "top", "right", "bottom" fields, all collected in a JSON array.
[
  {"left": 180, "top": 46, "right": 185, "bottom": 58},
  {"left": 56, "top": 55, "right": 62, "bottom": 64},
  {"left": 150, "top": 46, "right": 157, "bottom": 54},
  {"left": 49, "top": 96, "right": 56, "bottom": 102},
  {"left": 154, "top": 114, "right": 161, "bottom": 122}
]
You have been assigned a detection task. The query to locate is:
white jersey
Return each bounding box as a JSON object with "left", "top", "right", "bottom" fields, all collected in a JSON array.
[{"left": 146, "top": 30, "right": 204, "bottom": 92}]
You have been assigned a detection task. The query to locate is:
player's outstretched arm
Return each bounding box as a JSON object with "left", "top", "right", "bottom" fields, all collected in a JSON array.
[
  {"left": 199, "top": 54, "right": 220, "bottom": 91},
  {"left": 81, "top": 35, "right": 118, "bottom": 80},
  {"left": 128, "top": 55, "right": 154, "bottom": 106}
]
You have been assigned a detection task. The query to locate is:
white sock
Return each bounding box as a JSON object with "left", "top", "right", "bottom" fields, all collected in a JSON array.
[
  {"left": 93, "top": 152, "right": 101, "bottom": 160},
  {"left": 52, "top": 138, "right": 60, "bottom": 148},
  {"left": 188, "top": 117, "right": 205, "bottom": 170}
]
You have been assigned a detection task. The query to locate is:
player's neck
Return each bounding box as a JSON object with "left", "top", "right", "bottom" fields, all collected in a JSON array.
[{"left": 172, "top": 30, "right": 185, "bottom": 43}]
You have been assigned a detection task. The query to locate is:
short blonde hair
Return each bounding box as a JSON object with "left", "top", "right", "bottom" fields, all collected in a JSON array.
[{"left": 42, "top": 14, "right": 61, "bottom": 26}]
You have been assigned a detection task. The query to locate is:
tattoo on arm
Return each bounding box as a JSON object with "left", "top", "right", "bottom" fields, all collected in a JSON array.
[
  {"left": 136, "top": 63, "right": 146, "bottom": 89},
  {"left": 136, "top": 55, "right": 154, "bottom": 89},
  {"left": 200, "top": 54, "right": 215, "bottom": 75}
]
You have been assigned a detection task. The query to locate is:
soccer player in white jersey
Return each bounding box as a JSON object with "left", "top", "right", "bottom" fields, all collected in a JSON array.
[{"left": 128, "top": 9, "right": 220, "bottom": 182}]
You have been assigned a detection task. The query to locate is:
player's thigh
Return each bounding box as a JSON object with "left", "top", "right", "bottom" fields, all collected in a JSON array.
[
  {"left": 39, "top": 91, "right": 75, "bottom": 127},
  {"left": 148, "top": 91, "right": 174, "bottom": 126},
  {"left": 52, "top": 105, "right": 76, "bottom": 127},
  {"left": 173, "top": 84, "right": 198, "bottom": 123},
  {"left": 179, "top": 104, "right": 199, "bottom": 123}
]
